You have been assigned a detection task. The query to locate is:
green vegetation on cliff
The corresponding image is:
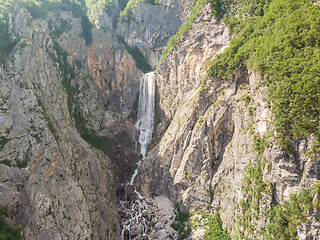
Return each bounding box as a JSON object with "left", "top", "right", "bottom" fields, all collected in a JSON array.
[
  {"left": 202, "top": 212, "right": 231, "bottom": 240},
  {"left": 158, "top": 0, "right": 319, "bottom": 151},
  {"left": 210, "top": 0, "right": 271, "bottom": 20},
  {"left": 83, "top": 0, "right": 113, "bottom": 19},
  {"left": 47, "top": 24, "right": 113, "bottom": 153},
  {"left": 0, "top": 0, "right": 113, "bottom": 151},
  {"left": 156, "top": 0, "right": 206, "bottom": 71},
  {"left": 0, "top": 207, "right": 22, "bottom": 240},
  {"left": 17, "top": 0, "right": 84, "bottom": 18},
  {"left": 16, "top": 0, "right": 113, "bottom": 20},
  {"left": 266, "top": 183, "right": 320, "bottom": 239},
  {"left": 118, "top": 0, "right": 129, "bottom": 11},
  {"left": 207, "top": 0, "right": 320, "bottom": 150},
  {"left": 0, "top": 1, "right": 16, "bottom": 61},
  {"left": 0, "top": 0, "right": 113, "bottom": 58},
  {"left": 0, "top": 0, "right": 116, "bottom": 50},
  {"left": 120, "top": 0, "right": 161, "bottom": 20},
  {"left": 238, "top": 158, "right": 320, "bottom": 239},
  {"left": 18, "top": 0, "right": 93, "bottom": 44},
  {"left": 191, "top": 211, "right": 231, "bottom": 240},
  {"left": 0, "top": 0, "right": 93, "bottom": 51},
  {"left": 171, "top": 205, "right": 191, "bottom": 240},
  {"left": 237, "top": 158, "right": 273, "bottom": 238}
]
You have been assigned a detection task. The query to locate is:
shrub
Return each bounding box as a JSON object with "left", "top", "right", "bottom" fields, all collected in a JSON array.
[
  {"left": 207, "top": 0, "right": 320, "bottom": 150},
  {"left": 202, "top": 212, "right": 231, "bottom": 240},
  {"left": 0, "top": 207, "right": 22, "bottom": 240},
  {"left": 171, "top": 205, "right": 191, "bottom": 240},
  {"left": 266, "top": 183, "right": 320, "bottom": 240}
]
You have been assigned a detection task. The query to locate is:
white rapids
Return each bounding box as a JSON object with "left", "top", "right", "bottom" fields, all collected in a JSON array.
[{"left": 121, "top": 72, "right": 156, "bottom": 240}]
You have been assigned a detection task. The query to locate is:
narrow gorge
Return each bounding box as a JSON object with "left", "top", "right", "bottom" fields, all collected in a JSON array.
[
  {"left": 0, "top": 0, "right": 319, "bottom": 240},
  {"left": 121, "top": 72, "right": 155, "bottom": 239}
]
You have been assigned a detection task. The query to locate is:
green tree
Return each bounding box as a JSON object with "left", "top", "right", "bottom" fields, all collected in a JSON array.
[
  {"left": 0, "top": 207, "right": 22, "bottom": 240},
  {"left": 203, "top": 212, "right": 231, "bottom": 240}
]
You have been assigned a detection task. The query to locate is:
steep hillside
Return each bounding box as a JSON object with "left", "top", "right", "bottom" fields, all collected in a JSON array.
[{"left": 137, "top": 0, "right": 320, "bottom": 239}]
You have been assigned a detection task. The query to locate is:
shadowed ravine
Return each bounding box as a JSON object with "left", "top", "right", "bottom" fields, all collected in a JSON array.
[{"left": 120, "top": 72, "right": 155, "bottom": 240}]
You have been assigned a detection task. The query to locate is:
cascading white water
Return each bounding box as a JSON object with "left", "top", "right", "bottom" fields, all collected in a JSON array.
[
  {"left": 135, "top": 72, "right": 156, "bottom": 158},
  {"left": 130, "top": 72, "right": 155, "bottom": 185},
  {"left": 121, "top": 72, "right": 155, "bottom": 240}
]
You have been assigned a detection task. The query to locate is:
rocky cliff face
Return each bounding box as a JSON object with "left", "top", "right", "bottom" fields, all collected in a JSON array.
[
  {"left": 116, "top": 0, "right": 195, "bottom": 68},
  {"left": 137, "top": 2, "right": 320, "bottom": 239},
  {"left": 0, "top": 5, "right": 121, "bottom": 239}
]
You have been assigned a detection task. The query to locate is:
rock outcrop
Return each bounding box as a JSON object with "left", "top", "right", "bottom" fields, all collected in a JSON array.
[{"left": 116, "top": 0, "right": 196, "bottom": 67}]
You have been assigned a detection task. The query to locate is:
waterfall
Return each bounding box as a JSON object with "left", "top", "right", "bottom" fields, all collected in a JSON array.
[
  {"left": 121, "top": 72, "right": 155, "bottom": 240},
  {"left": 130, "top": 72, "right": 155, "bottom": 185},
  {"left": 135, "top": 72, "right": 156, "bottom": 158}
]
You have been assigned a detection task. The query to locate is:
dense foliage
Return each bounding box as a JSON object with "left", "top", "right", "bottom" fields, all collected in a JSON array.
[
  {"left": 210, "top": 0, "right": 271, "bottom": 20},
  {"left": 0, "top": 207, "right": 21, "bottom": 240},
  {"left": 237, "top": 158, "right": 272, "bottom": 238},
  {"left": 207, "top": 0, "right": 320, "bottom": 149},
  {"left": 83, "top": 0, "right": 113, "bottom": 20},
  {"left": 202, "top": 212, "right": 231, "bottom": 240}
]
